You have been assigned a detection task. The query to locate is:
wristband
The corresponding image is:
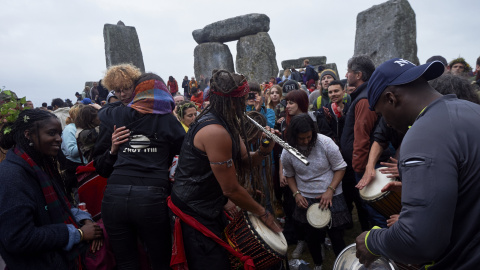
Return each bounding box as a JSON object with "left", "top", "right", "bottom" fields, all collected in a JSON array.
[
  {"left": 365, "top": 226, "right": 381, "bottom": 256},
  {"left": 77, "top": 229, "right": 84, "bottom": 241},
  {"left": 257, "top": 149, "right": 270, "bottom": 157},
  {"left": 293, "top": 190, "right": 301, "bottom": 198},
  {"left": 328, "top": 185, "right": 336, "bottom": 192}
]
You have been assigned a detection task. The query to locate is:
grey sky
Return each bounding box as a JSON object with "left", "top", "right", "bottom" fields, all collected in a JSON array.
[{"left": 1, "top": 0, "right": 478, "bottom": 107}]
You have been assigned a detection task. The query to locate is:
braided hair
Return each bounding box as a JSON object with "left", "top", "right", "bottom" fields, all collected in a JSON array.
[
  {"left": 175, "top": 101, "right": 197, "bottom": 122},
  {"left": 0, "top": 109, "right": 62, "bottom": 177},
  {"left": 198, "top": 69, "right": 251, "bottom": 187},
  {"left": 244, "top": 111, "right": 273, "bottom": 205}
]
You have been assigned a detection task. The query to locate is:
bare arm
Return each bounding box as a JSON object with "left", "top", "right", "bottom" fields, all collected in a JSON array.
[
  {"left": 318, "top": 169, "right": 345, "bottom": 209},
  {"left": 356, "top": 141, "right": 384, "bottom": 190},
  {"left": 287, "top": 176, "right": 308, "bottom": 209},
  {"left": 194, "top": 124, "right": 282, "bottom": 232}
]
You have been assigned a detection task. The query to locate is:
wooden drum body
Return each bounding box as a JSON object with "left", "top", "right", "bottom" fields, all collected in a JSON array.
[
  {"left": 359, "top": 167, "right": 402, "bottom": 219},
  {"left": 224, "top": 211, "right": 287, "bottom": 270}
]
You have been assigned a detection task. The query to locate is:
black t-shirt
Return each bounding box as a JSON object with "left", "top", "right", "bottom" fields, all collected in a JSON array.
[{"left": 100, "top": 105, "right": 185, "bottom": 179}]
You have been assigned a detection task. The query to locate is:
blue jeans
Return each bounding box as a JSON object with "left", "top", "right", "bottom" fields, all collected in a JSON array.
[
  {"left": 354, "top": 171, "right": 388, "bottom": 228},
  {"left": 102, "top": 183, "right": 171, "bottom": 270}
]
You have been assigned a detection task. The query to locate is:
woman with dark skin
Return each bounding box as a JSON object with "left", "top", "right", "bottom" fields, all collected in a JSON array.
[{"left": 0, "top": 109, "right": 103, "bottom": 269}]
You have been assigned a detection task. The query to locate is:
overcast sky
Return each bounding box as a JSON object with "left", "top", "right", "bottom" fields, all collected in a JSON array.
[{"left": 1, "top": 0, "right": 478, "bottom": 107}]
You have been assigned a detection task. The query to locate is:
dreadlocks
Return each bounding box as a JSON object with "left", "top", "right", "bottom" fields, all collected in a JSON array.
[
  {"left": 0, "top": 109, "right": 63, "bottom": 180},
  {"left": 198, "top": 69, "right": 251, "bottom": 187},
  {"left": 244, "top": 111, "right": 273, "bottom": 206}
]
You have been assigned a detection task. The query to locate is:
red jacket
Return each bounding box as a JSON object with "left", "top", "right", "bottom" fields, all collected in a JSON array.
[{"left": 168, "top": 80, "right": 178, "bottom": 94}]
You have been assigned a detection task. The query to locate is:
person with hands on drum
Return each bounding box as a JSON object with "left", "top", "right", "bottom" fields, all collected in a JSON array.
[
  {"left": 170, "top": 70, "right": 282, "bottom": 270},
  {"left": 281, "top": 113, "right": 351, "bottom": 270},
  {"left": 356, "top": 58, "right": 480, "bottom": 269}
]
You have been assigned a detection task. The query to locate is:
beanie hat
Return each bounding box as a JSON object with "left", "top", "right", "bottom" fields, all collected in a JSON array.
[
  {"left": 320, "top": 69, "right": 338, "bottom": 81},
  {"left": 282, "top": 80, "right": 300, "bottom": 94}
]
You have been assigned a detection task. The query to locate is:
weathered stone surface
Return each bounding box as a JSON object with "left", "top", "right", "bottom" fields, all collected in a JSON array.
[
  {"left": 355, "top": 0, "right": 419, "bottom": 66},
  {"left": 84, "top": 81, "right": 95, "bottom": 88},
  {"left": 236, "top": 32, "right": 278, "bottom": 84},
  {"left": 104, "top": 22, "right": 145, "bottom": 72},
  {"left": 194, "top": 43, "right": 234, "bottom": 80},
  {"left": 281, "top": 56, "right": 327, "bottom": 70},
  {"left": 192, "top": 13, "right": 270, "bottom": 44}
]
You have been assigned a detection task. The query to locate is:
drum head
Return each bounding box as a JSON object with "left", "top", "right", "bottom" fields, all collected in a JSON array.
[
  {"left": 247, "top": 212, "right": 288, "bottom": 255},
  {"left": 306, "top": 203, "right": 331, "bottom": 229},
  {"left": 333, "top": 243, "right": 398, "bottom": 270},
  {"left": 359, "top": 167, "right": 395, "bottom": 201}
]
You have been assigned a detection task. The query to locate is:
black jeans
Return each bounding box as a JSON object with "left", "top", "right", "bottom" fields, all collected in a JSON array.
[{"left": 102, "top": 183, "right": 171, "bottom": 270}]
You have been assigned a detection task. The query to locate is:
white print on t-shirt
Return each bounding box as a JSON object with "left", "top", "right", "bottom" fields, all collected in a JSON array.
[
  {"left": 129, "top": 135, "right": 151, "bottom": 149},
  {"left": 123, "top": 147, "right": 158, "bottom": 153}
]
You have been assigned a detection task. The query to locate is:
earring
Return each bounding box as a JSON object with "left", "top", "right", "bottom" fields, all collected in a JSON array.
[{"left": 29, "top": 142, "right": 34, "bottom": 146}]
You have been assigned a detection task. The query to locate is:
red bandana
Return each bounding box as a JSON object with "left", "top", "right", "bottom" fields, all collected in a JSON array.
[{"left": 211, "top": 81, "right": 249, "bottom": 98}]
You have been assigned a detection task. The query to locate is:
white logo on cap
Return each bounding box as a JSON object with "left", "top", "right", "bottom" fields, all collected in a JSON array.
[{"left": 394, "top": 59, "right": 415, "bottom": 67}]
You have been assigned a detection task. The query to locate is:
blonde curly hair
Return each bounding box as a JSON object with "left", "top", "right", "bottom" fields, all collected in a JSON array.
[
  {"left": 102, "top": 64, "right": 142, "bottom": 91},
  {"left": 66, "top": 104, "right": 84, "bottom": 125}
]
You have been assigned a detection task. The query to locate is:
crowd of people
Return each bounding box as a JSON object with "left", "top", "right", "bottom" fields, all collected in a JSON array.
[{"left": 0, "top": 54, "right": 479, "bottom": 270}]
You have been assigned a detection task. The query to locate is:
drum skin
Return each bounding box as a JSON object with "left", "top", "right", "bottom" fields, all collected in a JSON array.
[
  {"left": 225, "top": 211, "right": 287, "bottom": 269},
  {"left": 306, "top": 203, "right": 331, "bottom": 229},
  {"left": 359, "top": 167, "right": 402, "bottom": 219}
]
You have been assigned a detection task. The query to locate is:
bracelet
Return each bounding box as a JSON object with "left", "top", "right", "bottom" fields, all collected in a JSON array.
[
  {"left": 293, "top": 190, "right": 301, "bottom": 198},
  {"left": 328, "top": 185, "right": 336, "bottom": 192},
  {"left": 257, "top": 210, "right": 270, "bottom": 219},
  {"left": 257, "top": 149, "right": 270, "bottom": 157},
  {"left": 77, "top": 229, "right": 84, "bottom": 241}
]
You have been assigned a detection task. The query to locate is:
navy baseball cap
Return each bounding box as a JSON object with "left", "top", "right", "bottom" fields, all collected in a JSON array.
[{"left": 367, "top": 58, "right": 444, "bottom": 110}]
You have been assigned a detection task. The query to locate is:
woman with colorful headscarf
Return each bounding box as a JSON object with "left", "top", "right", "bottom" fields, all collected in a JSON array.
[{"left": 100, "top": 73, "right": 186, "bottom": 269}]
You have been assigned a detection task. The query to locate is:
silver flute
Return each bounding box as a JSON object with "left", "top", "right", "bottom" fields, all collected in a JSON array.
[{"left": 245, "top": 113, "right": 310, "bottom": 166}]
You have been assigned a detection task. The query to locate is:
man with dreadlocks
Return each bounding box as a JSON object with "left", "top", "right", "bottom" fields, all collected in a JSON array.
[{"left": 169, "top": 70, "right": 282, "bottom": 269}]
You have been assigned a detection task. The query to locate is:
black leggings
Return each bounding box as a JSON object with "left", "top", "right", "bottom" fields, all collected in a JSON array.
[{"left": 301, "top": 222, "right": 346, "bottom": 266}]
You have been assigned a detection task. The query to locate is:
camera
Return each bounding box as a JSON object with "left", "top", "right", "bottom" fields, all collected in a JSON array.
[{"left": 247, "top": 92, "right": 256, "bottom": 100}]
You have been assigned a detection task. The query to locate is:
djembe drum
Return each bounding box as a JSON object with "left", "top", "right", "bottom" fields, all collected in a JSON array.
[
  {"left": 306, "top": 203, "right": 331, "bottom": 229},
  {"left": 224, "top": 211, "right": 287, "bottom": 270},
  {"left": 359, "top": 167, "right": 402, "bottom": 219}
]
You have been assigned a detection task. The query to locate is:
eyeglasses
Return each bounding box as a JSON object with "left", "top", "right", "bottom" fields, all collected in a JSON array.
[{"left": 114, "top": 88, "right": 133, "bottom": 95}]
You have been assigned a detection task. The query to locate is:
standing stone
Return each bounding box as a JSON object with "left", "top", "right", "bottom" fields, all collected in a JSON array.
[
  {"left": 236, "top": 32, "right": 278, "bottom": 84},
  {"left": 104, "top": 21, "right": 145, "bottom": 72},
  {"left": 192, "top": 14, "right": 270, "bottom": 44},
  {"left": 194, "top": 43, "right": 234, "bottom": 80},
  {"left": 85, "top": 81, "right": 95, "bottom": 88},
  {"left": 281, "top": 56, "right": 327, "bottom": 70},
  {"left": 354, "top": 0, "right": 419, "bottom": 66}
]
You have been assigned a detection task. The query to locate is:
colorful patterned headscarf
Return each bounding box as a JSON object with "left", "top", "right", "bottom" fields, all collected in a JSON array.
[{"left": 128, "top": 74, "right": 175, "bottom": 114}]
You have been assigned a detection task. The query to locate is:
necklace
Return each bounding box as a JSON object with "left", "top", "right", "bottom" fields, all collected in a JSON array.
[{"left": 408, "top": 106, "right": 427, "bottom": 129}]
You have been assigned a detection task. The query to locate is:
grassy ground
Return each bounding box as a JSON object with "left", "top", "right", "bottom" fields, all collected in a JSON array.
[{"left": 285, "top": 206, "right": 363, "bottom": 270}]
